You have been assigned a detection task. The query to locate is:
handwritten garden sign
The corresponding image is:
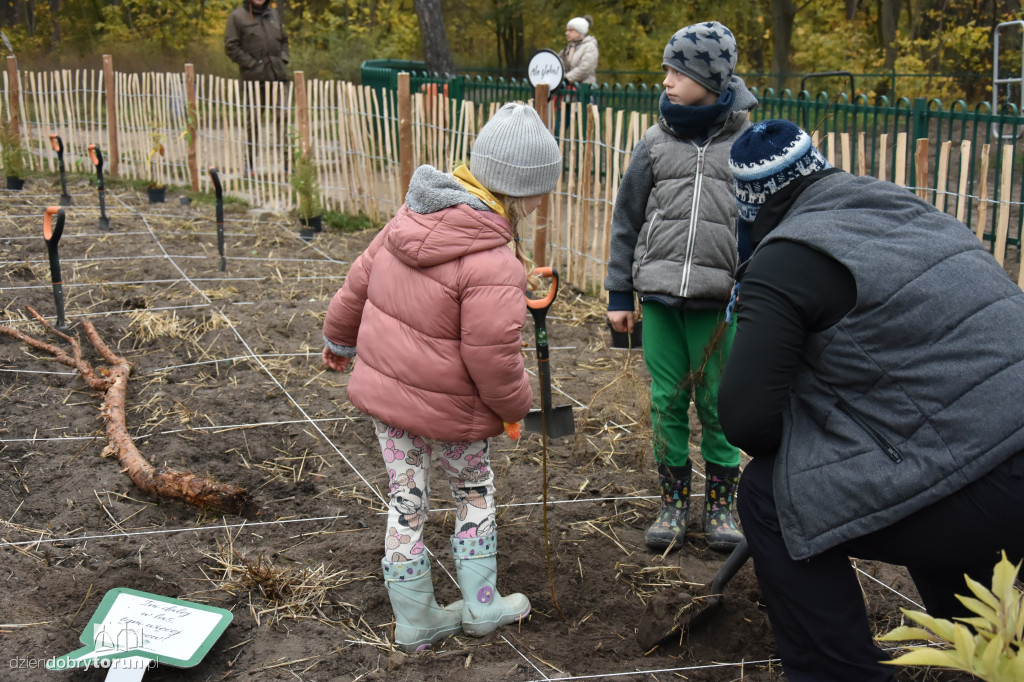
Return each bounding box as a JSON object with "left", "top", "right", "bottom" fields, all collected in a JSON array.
[
  {"left": 47, "top": 588, "right": 232, "bottom": 680},
  {"left": 527, "top": 49, "right": 564, "bottom": 91}
]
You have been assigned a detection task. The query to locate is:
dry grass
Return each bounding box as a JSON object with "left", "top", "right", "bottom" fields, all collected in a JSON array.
[{"left": 199, "top": 540, "right": 375, "bottom": 629}]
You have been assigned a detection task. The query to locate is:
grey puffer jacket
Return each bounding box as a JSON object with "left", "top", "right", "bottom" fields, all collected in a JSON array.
[
  {"left": 224, "top": 1, "right": 290, "bottom": 82},
  {"left": 604, "top": 76, "right": 757, "bottom": 308},
  {"left": 759, "top": 172, "right": 1024, "bottom": 560}
]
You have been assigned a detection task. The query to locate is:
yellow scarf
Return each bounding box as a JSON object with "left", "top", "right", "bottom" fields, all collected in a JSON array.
[{"left": 452, "top": 164, "right": 507, "bottom": 219}]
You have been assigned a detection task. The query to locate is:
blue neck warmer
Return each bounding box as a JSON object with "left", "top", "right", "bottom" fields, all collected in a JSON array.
[{"left": 658, "top": 87, "right": 734, "bottom": 142}]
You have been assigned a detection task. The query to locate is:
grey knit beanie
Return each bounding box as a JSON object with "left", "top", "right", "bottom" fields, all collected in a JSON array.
[
  {"left": 662, "top": 21, "right": 737, "bottom": 94},
  {"left": 470, "top": 103, "right": 561, "bottom": 197}
]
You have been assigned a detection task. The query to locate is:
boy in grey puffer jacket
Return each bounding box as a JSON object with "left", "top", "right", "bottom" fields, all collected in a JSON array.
[{"left": 604, "top": 21, "right": 756, "bottom": 554}]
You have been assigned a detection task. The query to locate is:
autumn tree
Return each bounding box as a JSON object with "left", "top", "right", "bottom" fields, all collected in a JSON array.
[{"left": 414, "top": 0, "right": 455, "bottom": 75}]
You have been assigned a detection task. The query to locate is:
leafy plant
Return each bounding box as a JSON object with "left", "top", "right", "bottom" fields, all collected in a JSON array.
[
  {"left": 147, "top": 127, "right": 166, "bottom": 189},
  {"left": 323, "top": 209, "right": 377, "bottom": 233},
  {"left": 289, "top": 138, "right": 322, "bottom": 221},
  {"left": 877, "top": 551, "right": 1024, "bottom": 681},
  {"left": 0, "top": 118, "right": 27, "bottom": 180}
]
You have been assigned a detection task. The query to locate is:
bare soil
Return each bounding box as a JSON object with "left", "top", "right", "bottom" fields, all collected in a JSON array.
[{"left": 0, "top": 177, "right": 969, "bottom": 681}]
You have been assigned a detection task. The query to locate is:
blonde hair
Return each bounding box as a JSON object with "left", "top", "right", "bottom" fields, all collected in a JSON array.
[{"left": 494, "top": 193, "right": 542, "bottom": 289}]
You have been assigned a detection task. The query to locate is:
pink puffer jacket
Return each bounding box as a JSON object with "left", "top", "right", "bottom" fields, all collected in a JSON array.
[{"left": 323, "top": 186, "right": 532, "bottom": 442}]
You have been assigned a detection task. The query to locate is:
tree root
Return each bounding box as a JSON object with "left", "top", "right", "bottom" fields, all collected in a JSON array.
[{"left": 0, "top": 305, "right": 259, "bottom": 518}]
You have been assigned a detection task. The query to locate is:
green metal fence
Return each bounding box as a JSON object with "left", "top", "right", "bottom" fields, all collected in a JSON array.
[{"left": 360, "top": 59, "right": 1024, "bottom": 252}]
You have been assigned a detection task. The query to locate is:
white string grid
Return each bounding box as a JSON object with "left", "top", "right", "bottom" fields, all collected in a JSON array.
[{"left": 0, "top": 188, "right": 929, "bottom": 678}]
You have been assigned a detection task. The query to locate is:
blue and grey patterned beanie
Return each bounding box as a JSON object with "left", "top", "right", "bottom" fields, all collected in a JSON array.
[
  {"left": 729, "top": 119, "right": 831, "bottom": 223},
  {"left": 662, "top": 21, "right": 737, "bottom": 94}
]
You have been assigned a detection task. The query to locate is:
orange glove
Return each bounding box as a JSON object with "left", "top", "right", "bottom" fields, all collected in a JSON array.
[{"left": 503, "top": 421, "right": 521, "bottom": 439}]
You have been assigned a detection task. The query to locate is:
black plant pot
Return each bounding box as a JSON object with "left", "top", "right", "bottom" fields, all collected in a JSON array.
[
  {"left": 300, "top": 215, "right": 322, "bottom": 233},
  {"left": 6, "top": 176, "right": 25, "bottom": 190},
  {"left": 607, "top": 319, "right": 643, "bottom": 350},
  {"left": 147, "top": 186, "right": 166, "bottom": 203}
]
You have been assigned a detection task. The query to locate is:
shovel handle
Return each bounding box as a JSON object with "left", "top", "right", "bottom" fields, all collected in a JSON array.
[
  {"left": 49, "top": 134, "right": 63, "bottom": 154},
  {"left": 44, "top": 206, "right": 64, "bottom": 245},
  {"left": 88, "top": 144, "right": 103, "bottom": 170},
  {"left": 209, "top": 167, "right": 226, "bottom": 271},
  {"left": 43, "top": 206, "right": 65, "bottom": 284},
  {"left": 526, "top": 266, "right": 559, "bottom": 311},
  {"left": 208, "top": 166, "right": 223, "bottom": 197}
]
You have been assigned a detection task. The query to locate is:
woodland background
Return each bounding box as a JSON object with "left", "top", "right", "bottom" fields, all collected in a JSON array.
[{"left": 0, "top": 0, "right": 1021, "bottom": 105}]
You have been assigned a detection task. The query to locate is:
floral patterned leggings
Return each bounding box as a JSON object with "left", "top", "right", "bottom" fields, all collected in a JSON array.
[{"left": 373, "top": 418, "right": 496, "bottom": 563}]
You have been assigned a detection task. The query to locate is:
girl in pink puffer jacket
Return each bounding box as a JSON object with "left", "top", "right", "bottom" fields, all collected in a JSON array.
[{"left": 321, "top": 103, "right": 561, "bottom": 653}]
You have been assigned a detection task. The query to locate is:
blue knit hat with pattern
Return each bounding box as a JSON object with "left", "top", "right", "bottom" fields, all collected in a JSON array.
[
  {"left": 729, "top": 119, "right": 831, "bottom": 223},
  {"left": 662, "top": 21, "right": 737, "bottom": 94}
]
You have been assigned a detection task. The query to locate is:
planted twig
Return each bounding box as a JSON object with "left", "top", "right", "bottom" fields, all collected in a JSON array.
[{"left": 0, "top": 305, "right": 258, "bottom": 517}]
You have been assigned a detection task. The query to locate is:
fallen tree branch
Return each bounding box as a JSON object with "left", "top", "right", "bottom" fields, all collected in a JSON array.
[{"left": 1, "top": 306, "right": 258, "bottom": 518}]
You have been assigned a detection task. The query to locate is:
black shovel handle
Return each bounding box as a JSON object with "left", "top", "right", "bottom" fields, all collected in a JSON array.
[
  {"left": 89, "top": 144, "right": 109, "bottom": 229},
  {"left": 44, "top": 206, "right": 67, "bottom": 330},
  {"left": 50, "top": 134, "right": 70, "bottom": 199},
  {"left": 209, "top": 167, "right": 226, "bottom": 271},
  {"left": 526, "top": 266, "right": 559, "bottom": 353},
  {"left": 527, "top": 267, "right": 559, "bottom": 413},
  {"left": 43, "top": 206, "right": 65, "bottom": 283}
]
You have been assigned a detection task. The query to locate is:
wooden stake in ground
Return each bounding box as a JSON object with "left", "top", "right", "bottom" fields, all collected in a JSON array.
[{"left": 0, "top": 305, "right": 258, "bottom": 518}]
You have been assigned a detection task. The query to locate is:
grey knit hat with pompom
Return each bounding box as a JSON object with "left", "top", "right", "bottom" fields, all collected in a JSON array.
[{"left": 470, "top": 103, "right": 561, "bottom": 197}]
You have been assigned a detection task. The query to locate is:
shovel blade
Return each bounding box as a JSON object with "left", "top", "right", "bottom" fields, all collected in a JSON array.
[{"left": 523, "top": 405, "right": 575, "bottom": 438}]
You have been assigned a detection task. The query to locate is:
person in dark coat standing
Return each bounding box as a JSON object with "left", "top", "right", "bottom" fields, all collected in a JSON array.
[
  {"left": 224, "top": 0, "right": 290, "bottom": 173},
  {"left": 719, "top": 118, "right": 1024, "bottom": 681}
]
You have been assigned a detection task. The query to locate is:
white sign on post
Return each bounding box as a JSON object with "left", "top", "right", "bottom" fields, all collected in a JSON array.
[
  {"left": 47, "top": 588, "right": 232, "bottom": 681},
  {"left": 527, "top": 49, "right": 565, "bottom": 91}
]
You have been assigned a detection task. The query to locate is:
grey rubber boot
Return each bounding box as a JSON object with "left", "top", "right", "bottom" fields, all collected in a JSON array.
[
  {"left": 702, "top": 462, "right": 744, "bottom": 552},
  {"left": 450, "top": 533, "right": 530, "bottom": 636},
  {"left": 644, "top": 461, "right": 692, "bottom": 551},
  {"left": 382, "top": 556, "right": 462, "bottom": 653}
]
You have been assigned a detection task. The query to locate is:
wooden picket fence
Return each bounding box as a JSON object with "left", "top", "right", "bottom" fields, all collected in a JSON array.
[{"left": 3, "top": 55, "right": 1022, "bottom": 297}]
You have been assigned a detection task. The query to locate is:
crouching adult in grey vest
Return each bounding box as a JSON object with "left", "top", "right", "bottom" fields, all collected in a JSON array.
[{"left": 719, "top": 119, "right": 1024, "bottom": 682}]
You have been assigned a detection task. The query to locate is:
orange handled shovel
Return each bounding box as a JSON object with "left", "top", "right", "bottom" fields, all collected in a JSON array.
[
  {"left": 88, "top": 144, "right": 110, "bottom": 231},
  {"left": 523, "top": 267, "right": 575, "bottom": 439},
  {"left": 43, "top": 206, "right": 69, "bottom": 332},
  {"left": 49, "top": 134, "right": 73, "bottom": 206}
]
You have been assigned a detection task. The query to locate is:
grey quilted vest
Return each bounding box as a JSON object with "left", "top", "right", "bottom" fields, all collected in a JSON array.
[
  {"left": 757, "top": 172, "right": 1024, "bottom": 560},
  {"left": 631, "top": 111, "right": 750, "bottom": 303}
]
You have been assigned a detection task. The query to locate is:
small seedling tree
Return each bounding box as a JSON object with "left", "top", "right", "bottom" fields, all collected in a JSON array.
[
  {"left": 289, "top": 134, "right": 322, "bottom": 222},
  {"left": 148, "top": 127, "right": 166, "bottom": 189},
  {"left": 1, "top": 117, "right": 27, "bottom": 181}
]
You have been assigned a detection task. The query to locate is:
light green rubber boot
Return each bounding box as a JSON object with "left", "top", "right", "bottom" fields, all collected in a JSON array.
[
  {"left": 450, "top": 533, "right": 530, "bottom": 636},
  {"left": 382, "top": 556, "right": 462, "bottom": 653}
]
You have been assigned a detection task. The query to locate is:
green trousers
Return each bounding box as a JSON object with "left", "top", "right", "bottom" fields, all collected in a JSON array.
[{"left": 642, "top": 300, "right": 740, "bottom": 468}]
